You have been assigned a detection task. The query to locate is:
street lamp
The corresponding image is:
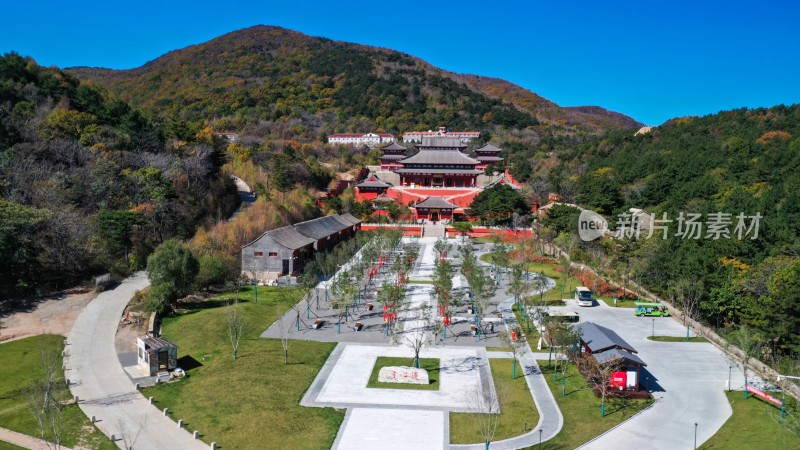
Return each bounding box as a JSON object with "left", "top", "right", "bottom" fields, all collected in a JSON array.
[
  {"left": 652, "top": 318, "right": 655, "bottom": 338},
  {"left": 539, "top": 429, "right": 543, "bottom": 447},
  {"left": 694, "top": 423, "right": 698, "bottom": 449}
]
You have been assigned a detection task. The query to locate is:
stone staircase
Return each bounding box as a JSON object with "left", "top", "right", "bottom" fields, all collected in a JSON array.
[{"left": 423, "top": 222, "right": 446, "bottom": 238}]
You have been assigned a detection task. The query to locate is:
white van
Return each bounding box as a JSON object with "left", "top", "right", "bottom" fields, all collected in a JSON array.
[{"left": 575, "top": 286, "right": 594, "bottom": 307}]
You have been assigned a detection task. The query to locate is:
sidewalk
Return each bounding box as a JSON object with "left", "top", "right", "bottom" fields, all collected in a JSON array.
[
  {"left": 0, "top": 426, "right": 71, "bottom": 450},
  {"left": 451, "top": 297, "right": 564, "bottom": 450}
]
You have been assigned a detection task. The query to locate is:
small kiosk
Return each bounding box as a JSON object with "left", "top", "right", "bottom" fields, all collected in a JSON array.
[{"left": 136, "top": 336, "right": 178, "bottom": 376}]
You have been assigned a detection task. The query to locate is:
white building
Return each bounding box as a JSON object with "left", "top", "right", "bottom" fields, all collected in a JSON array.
[
  {"left": 328, "top": 132, "right": 396, "bottom": 148},
  {"left": 214, "top": 132, "right": 240, "bottom": 142},
  {"left": 402, "top": 126, "right": 480, "bottom": 143}
]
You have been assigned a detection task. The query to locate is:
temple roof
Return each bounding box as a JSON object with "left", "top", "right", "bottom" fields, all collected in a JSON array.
[
  {"left": 415, "top": 196, "right": 458, "bottom": 209},
  {"left": 339, "top": 213, "right": 362, "bottom": 225},
  {"left": 243, "top": 225, "right": 316, "bottom": 250},
  {"left": 379, "top": 154, "right": 405, "bottom": 160},
  {"left": 372, "top": 194, "right": 396, "bottom": 203},
  {"left": 475, "top": 143, "right": 503, "bottom": 154},
  {"left": 476, "top": 156, "right": 504, "bottom": 162},
  {"left": 394, "top": 168, "right": 483, "bottom": 175},
  {"left": 416, "top": 136, "right": 468, "bottom": 150},
  {"left": 293, "top": 215, "right": 351, "bottom": 240},
  {"left": 400, "top": 149, "right": 479, "bottom": 166},
  {"left": 355, "top": 174, "right": 390, "bottom": 188},
  {"left": 381, "top": 142, "right": 407, "bottom": 152}
]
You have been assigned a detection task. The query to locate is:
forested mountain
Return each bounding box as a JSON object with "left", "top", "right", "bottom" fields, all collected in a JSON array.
[
  {"left": 0, "top": 53, "right": 238, "bottom": 298},
  {"left": 541, "top": 105, "right": 800, "bottom": 354},
  {"left": 66, "top": 25, "right": 641, "bottom": 144}
]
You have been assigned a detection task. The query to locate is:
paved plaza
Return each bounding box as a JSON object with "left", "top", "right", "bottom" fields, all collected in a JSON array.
[
  {"left": 289, "top": 237, "right": 563, "bottom": 449},
  {"left": 272, "top": 235, "right": 753, "bottom": 449},
  {"left": 303, "top": 344, "right": 493, "bottom": 411}
]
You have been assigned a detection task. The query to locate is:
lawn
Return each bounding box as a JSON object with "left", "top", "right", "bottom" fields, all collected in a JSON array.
[
  {"left": 599, "top": 296, "right": 638, "bottom": 308},
  {"left": 701, "top": 391, "right": 799, "bottom": 449},
  {"left": 0, "top": 335, "right": 115, "bottom": 450},
  {"left": 143, "top": 286, "right": 344, "bottom": 450},
  {"left": 407, "top": 279, "right": 434, "bottom": 284},
  {"left": 367, "top": 357, "right": 439, "bottom": 390},
  {"left": 0, "top": 442, "right": 25, "bottom": 450},
  {"left": 450, "top": 359, "right": 539, "bottom": 444},
  {"left": 480, "top": 253, "right": 572, "bottom": 305},
  {"left": 647, "top": 336, "right": 710, "bottom": 343},
  {"left": 536, "top": 360, "right": 652, "bottom": 449}
]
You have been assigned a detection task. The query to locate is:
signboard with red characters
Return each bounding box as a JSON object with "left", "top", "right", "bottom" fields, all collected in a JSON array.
[
  {"left": 746, "top": 384, "right": 782, "bottom": 407},
  {"left": 610, "top": 371, "right": 627, "bottom": 388}
]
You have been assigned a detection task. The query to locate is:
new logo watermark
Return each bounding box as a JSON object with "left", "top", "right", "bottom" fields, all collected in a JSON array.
[
  {"left": 578, "top": 210, "right": 762, "bottom": 242},
  {"left": 578, "top": 210, "right": 608, "bottom": 242}
]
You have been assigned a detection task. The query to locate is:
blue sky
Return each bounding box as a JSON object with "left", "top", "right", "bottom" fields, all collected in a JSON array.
[{"left": 1, "top": 0, "right": 798, "bottom": 125}]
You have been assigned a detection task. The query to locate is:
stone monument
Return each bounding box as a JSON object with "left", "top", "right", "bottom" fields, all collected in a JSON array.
[{"left": 377, "top": 366, "right": 430, "bottom": 385}]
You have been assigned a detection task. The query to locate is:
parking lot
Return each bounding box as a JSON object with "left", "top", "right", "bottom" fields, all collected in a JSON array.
[{"left": 554, "top": 299, "right": 750, "bottom": 449}]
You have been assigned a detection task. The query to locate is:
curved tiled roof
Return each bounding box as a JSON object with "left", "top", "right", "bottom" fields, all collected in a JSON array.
[
  {"left": 414, "top": 196, "right": 458, "bottom": 209},
  {"left": 381, "top": 142, "right": 407, "bottom": 151},
  {"left": 372, "top": 194, "right": 396, "bottom": 203},
  {"left": 355, "top": 174, "right": 390, "bottom": 188},
  {"left": 416, "top": 136, "right": 468, "bottom": 149},
  {"left": 475, "top": 143, "right": 503, "bottom": 154},
  {"left": 476, "top": 156, "right": 504, "bottom": 162},
  {"left": 394, "top": 168, "right": 482, "bottom": 175},
  {"left": 399, "top": 149, "right": 479, "bottom": 166}
]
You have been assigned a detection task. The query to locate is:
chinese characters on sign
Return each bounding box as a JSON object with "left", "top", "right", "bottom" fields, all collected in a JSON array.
[{"left": 612, "top": 212, "right": 762, "bottom": 241}]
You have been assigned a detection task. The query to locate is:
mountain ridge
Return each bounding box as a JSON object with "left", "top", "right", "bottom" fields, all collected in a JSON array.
[{"left": 66, "top": 25, "right": 642, "bottom": 137}]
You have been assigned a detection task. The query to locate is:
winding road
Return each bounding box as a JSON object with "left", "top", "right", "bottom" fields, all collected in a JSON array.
[{"left": 66, "top": 272, "right": 209, "bottom": 449}]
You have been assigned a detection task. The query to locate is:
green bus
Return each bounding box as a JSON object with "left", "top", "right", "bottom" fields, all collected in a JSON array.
[{"left": 634, "top": 302, "right": 671, "bottom": 317}]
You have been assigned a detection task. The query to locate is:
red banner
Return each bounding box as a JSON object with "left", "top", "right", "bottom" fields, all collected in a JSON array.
[
  {"left": 746, "top": 384, "right": 782, "bottom": 407},
  {"left": 610, "top": 371, "right": 627, "bottom": 388}
]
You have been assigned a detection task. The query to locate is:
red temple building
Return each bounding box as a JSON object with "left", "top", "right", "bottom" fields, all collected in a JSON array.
[
  {"left": 379, "top": 142, "right": 407, "bottom": 170},
  {"left": 395, "top": 137, "right": 482, "bottom": 188},
  {"left": 474, "top": 143, "right": 504, "bottom": 172},
  {"left": 354, "top": 174, "right": 391, "bottom": 200},
  {"left": 414, "top": 196, "right": 458, "bottom": 222}
]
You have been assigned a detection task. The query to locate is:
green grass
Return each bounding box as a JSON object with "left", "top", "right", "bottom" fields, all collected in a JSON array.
[
  {"left": 647, "top": 336, "right": 710, "bottom": 343},
  {"left": 486, "top": 347, "right": 512, "bottom": 352},
  {"left": 700, "top": 391, "right": 800, "bottom": 449},
  {"left": 407, "top": 279, "right": 434, "bottom": 284},
  {"left": 142, "top": 286, "right": 344, "bottom": 450},
  {"left": 512, "top": 304, "right": 540, "bottom": 341},
  {"left": 599, "top": 296, "right": 638, "bottom": 308},
  {"left": 536, "top": 360, "right": 652, "bottom": 449},
  {"left": 450, "top": 359, "right": 539, "bottom": 444},
  {"left": 0, "top": 441, "right": 26, "bottom": 450},
  {"left": 0, "top": 335, "right": 116, "bottom": 450},
  {"left": 367, "top": 357, "right": 440, "bottom": 390}
]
